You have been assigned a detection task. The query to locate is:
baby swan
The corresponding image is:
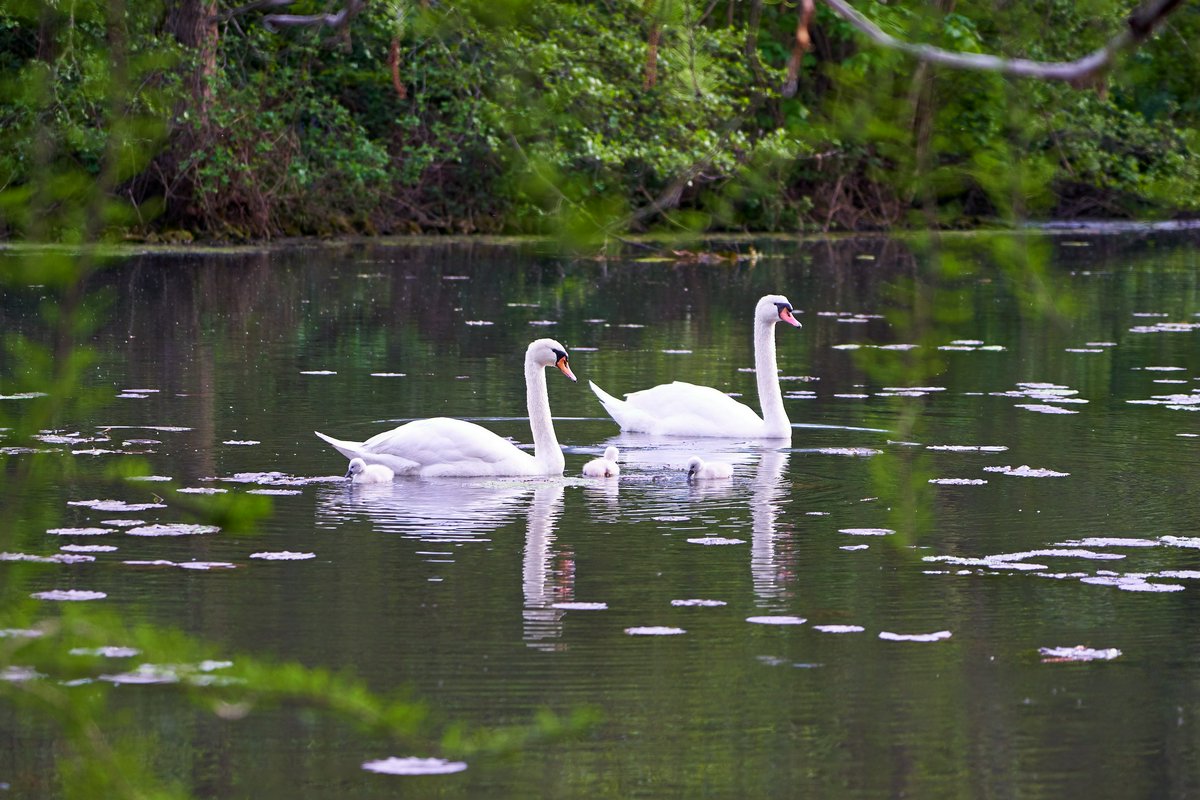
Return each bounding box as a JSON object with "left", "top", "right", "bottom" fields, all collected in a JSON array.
[
  {"left": 347, "top": 457, "right": 395, "bottom": 484},
  {"left": 582, "top": 446, "right": 621, "bottom": 478},
  {"left": 686, "top": 456, "right": 733, "bottom": 480}
]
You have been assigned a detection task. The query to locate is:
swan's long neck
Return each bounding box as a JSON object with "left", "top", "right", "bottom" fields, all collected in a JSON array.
[
  {"left": 526, "top": 357, "right": 565, "bottom": 474},
  {"left": 754, "top": 318, "right": 790, "bottom": 436}
]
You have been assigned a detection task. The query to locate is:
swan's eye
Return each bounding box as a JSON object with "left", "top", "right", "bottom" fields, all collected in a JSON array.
[{"left": 553, "top": 349, "right": 567, "bottom": 362}]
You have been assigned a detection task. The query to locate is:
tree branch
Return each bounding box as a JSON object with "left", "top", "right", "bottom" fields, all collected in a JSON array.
[
  {"left": 820, "top": 0, "right": 1186, "bottom": 84},
  {"left": 259, "top": 0, "right": 366, "bottom": 31}
]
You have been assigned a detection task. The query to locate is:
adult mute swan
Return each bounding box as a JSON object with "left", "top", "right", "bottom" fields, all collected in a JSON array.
[
  {"left": 315, "top": 339, "right": 576, "bottom": 477},
  {"left": 346, "top": 457, "right": 394, "bottom": 484},
  {"left": 589, "top": 294, "right": 801, "bottom": 438},
  {"left": 686, "top": 456, "right": 733, "bottom": 480},
  {"left": 581, "top": 446, "right": 620, "bottom": 478}
]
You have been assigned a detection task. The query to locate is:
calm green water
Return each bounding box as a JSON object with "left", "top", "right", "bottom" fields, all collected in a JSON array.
[{"left": 4, "top": 232, "right": 1200, "bottom": 798}]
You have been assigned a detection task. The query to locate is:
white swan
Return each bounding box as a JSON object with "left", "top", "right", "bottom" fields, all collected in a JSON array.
[
  {"left": 686, "top": 456, "right": 733, "bottom": 480},
  {"left": 315, "top": 339, "right": 576, "bottom": 477},
  {"left": 346, "top": 457, "right": 395, "bottom": 484},
  {"left": 581, "top": 446, "right": 620, "bottom": 478},
  {"left": 589, "top": 294, "right": 801, "bottom": 438}
]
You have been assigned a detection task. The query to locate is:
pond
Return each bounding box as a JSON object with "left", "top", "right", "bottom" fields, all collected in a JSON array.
[{"left": 3, "top": 230, "right": 1200, "bottom": 798}]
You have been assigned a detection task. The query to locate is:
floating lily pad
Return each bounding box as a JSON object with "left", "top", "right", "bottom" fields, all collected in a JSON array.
[
  {"left": 31, "top": 590, "right": 106, "bottom": 601},
  {"left": 361, "top": 757, "right": 468, "bottom": 776},
  {"left": 1038, "top": 646, "right": 1121, "bottom": 662},
  {"left": 126, "top": 523, "right": 220, "bottom": 537},
  {"left": 879, "top": 630, "right": 952, "bottom": 642},
  {"left": 249, "top": 551, "right": 315, "bottom": 561},
  {"left": 813, "top": 625, "right": 866, "bottom": 634}
]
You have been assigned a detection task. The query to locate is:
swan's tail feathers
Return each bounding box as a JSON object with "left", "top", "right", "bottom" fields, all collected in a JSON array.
[
  {"left": 589, "top": 380, "right": 623, "bottom": 412},
  {"left": 314, "top": 430, "right": 362, "bottom": 462}
]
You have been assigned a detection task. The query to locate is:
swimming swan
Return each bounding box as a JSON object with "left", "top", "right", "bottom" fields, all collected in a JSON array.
[
  {"left": 347, "top": 457, "right": 395, "bottom": 484},
  {"left": 315, "top": 339, "right": 576, "bottom": 477},
  {"left": 686, "top": 456, "right": 733, "bottom": 480},
  {"left": 589, "top": 294, "right": 801, "bottom": 438},
  {"left": 581, "top": 446, "right": 620, "bottom": 478}
]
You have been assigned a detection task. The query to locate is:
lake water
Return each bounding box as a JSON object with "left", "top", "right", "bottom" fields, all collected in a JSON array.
[{"left": 3, "top": 231, "right": 1200, "bottom": 798}]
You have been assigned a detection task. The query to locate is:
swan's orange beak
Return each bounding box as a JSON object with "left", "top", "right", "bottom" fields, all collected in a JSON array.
[
  {"left": 556, "top": 356, "right": 577, "bottom": 382},
  {"left": 779, "top": 306, "right": 802, "bottom": 327}
]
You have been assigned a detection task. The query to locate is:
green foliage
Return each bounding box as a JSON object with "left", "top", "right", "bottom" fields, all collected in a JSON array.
[{"left": 2, "top": 0, "right": 1199, "bottom": 240}]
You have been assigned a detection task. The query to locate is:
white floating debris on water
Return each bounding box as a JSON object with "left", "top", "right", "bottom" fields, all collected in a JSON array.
[
  {"left": 879, "top": 630, "right": 952, "bottom": 642},
  {"left": 31, "top": 590, "right": 107, "bottom": 602},
  {"left": 929, "top": 478, "right": 989, "bottom": 485},
  {"left": 839, "top": 528, "right": 895, "bottom": 536},
  {"left": 100, "top": 519, "right": 145, "bottom": 527},
  {"left": 951, "top": 339, "right": 984, "bottom": 346},
  {"left": 834, "top": 393, "right": 870, "bottom": 399},
  {"left": 813, "top": 625, "right": 866, "bottom": 634},
  {"left": 983, "top": 465, "right": 1070, "bottom": 477},
  {"left": 46, "top": 527, "right": 112, "bottom": 536},
  {"left": 370, "top": 372, "right": 407, "bottom": 378},
  {"left": 70, "top": 646, "right": 141, "bottom": 658},
  {"left": 361, "top": 757, "right": 468, "bottom": 776},
  {"left": 1080, "top": 575, "right": 1185, "bottom": 592},
  {"left": 528, "top": 320, "right": 557, "bottom": 327},
  {"left": 671, "top": 599, "right": 727, "bottom": 607},
  {"left": 1, "top": 666, "right": 44, "bottom": 682},
  {"left": 249, "top": 551, "right": 316, "bottom": 561},
  {"left": 68, "top": 499, "right": 167, "bottom": 512},
  {"left": 1126, "top": 393, "right": 1200, "bottom": 408},
  {"left": 686, "top": 537, "right": 746, "bottom": 546},
  {"left": 1038, "top": 646, "right": 1121, "bottom": 662},
  {"left": 1065, "top": 348, "right": 1106, "bottom": 353},
  {"left": 99, "top": 664, "right": 180, "bottom": 684},
  {"left": 127, "top": 475, "right": 172, "bottom": 482},
  {"left": 1015, "top": 403, "right": 1079, "bottom": 414},
  {"left": 124, "top": 560, "right": 179, "bottom": 567},
  {"left": 805, "top": 511, "right": 831, "bottom": 516},
  {"left": 177, "top": 561, "right": 238, "bottom": 571},
  {"left": 464, "top": 320, "right": 494, "bottom": 326},
  {"left": 832, "top": 344, "right": 862, "bottom": 350},
  {"left": 661, "top": 349, "right": 692, "bottom": 354},
  {"left": 71, "top": 448, "right": 122, "bottom": 456},
  {"left": 246, "top": 488, "right": 303, "bottom": 496},
  {"left": 653, "top": 515, "right": 690, "bottom": 522},
  {"left": 222, "top": 440, "right": 260, "bottom": 446},
  {"left": 126, "top": 524, "right": 220, "bottom": 537},
  {"left": 177, "top": 487, "right": 228, "bottom": 494},
  {"left": 840, "top": 544, "right": 870, "bottom": 551},
  {"left": 883, "top": 386, "right": 946, "bottom": 393},
  {"left": 116, "top": 393, "right": 150, "bottom": 399},
  {"left": 61, "top": 544, "right": 117, "bottom": 553},
  {"left": 551, "top": 602, "right": 608, "bottom": 610},
  {"left": 746, "top": 616, "right": 807, "bottom": 625},
  {"left": 1055, "top": 537, "right": 1159, "bottom": 548},
  {"left": 625, "top": 626, "right": 686, "bottom": 636},
  {"left": 1129, "top": 321, "right": 1200, "bottom": 333},
  {"left": 921, "top": 555, "right": 1047, "bottom": 571},
  {"left": 216, "top": 471, "right": 336, "bottom": 486},
  {"left": 1141, "top": 366, "right": 1187, "bottom": 371},
  {"left": 816, "top": 448, "right": 883, "bottom": 457},
  {"left": 0, "top": 392, "right": 49, "bottom": 400},
  {"left": 926, "top": 445, "right": 1008, "bottom": 452},
  {"left": 102, "top": 425, "right": 192, "bottom": 433},
  {"left": 1, "top": 551, "right": 95, "bottom": 564},
  {"left": 1086, "top": 342, "right": 1117, "bottom": 347},
  {"left": 617, "top": 323, "right": 645, "bottom": 328},
  {"left": 0, "top": 628, "right": 43, "bottom": 639},
  {"left": 299, "top": 370, "right": 337, "bottom": 375}
]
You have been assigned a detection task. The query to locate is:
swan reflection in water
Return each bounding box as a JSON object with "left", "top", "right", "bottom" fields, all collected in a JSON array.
[
  {"left": 314, "top": 477, "right": 535, "bottom": 544},
  {"left": 521, "top": 484, "right": 571, "bottom": 651}
]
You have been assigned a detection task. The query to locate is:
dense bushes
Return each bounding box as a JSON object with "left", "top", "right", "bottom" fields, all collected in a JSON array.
[{"left": 2, "top": 0, "right": 1198, "bottom": 241}]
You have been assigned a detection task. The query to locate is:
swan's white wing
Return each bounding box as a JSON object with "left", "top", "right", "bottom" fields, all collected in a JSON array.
[
  {"left": 318, "top": 418, "right": 540, "bottom": 477},
  {"left": 361, "top": 418, "right": 539, "bottom": 477},
  {"left": 595, "top": 380, "right": 766, "bottom": 437}
]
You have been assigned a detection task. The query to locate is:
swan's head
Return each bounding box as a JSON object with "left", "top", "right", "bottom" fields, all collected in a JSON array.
[
  {"left": 346, "top": 457, "right": 366, "bottom": 478},
  {"left": 757, "top": 294, "right": 801, "bottom": 328},
  {"left": 528, "top": 338, "right": 577, "bottom": 382},
  {"left": 603, "top": 446, "right": 619, "bottom": 462},
  {"left": 686, "top": 456, "right": 703, "bottom": 478}
]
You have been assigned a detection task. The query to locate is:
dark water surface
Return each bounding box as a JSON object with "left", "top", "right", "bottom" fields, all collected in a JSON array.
[{"left": 4, "top": 232, "right": 1200, "bottom": 798}]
